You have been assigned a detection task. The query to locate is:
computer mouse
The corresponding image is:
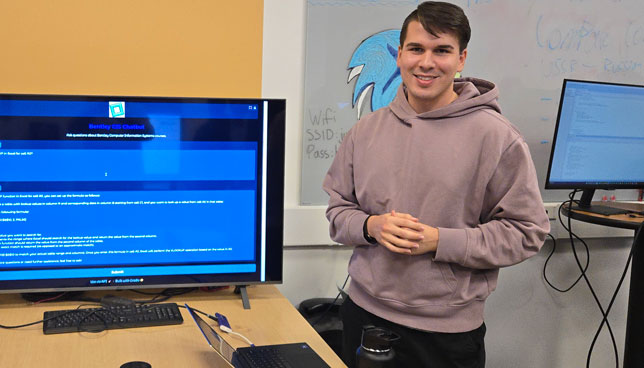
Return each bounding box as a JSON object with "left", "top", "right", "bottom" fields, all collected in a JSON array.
[{"left": 120, "top": 361, "right": 151, "bottom": 368}]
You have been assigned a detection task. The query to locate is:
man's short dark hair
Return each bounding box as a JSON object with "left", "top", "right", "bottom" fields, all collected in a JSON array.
[{"left": 400, "top": 1, "right": 471, "bottom": 52}]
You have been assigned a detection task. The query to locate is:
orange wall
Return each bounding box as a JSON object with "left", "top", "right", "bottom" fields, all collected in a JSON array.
[{"left": 0, "top": 0, "right": 263, "bottom": 97}]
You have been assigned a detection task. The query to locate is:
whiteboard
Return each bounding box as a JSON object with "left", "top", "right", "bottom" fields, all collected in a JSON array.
[{"left": 300, "top": 0, "right": 644, "bottom": 205}]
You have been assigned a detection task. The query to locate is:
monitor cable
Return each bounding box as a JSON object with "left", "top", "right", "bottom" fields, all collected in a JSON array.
[
  {"left": 128, "top": 286, "right": 228, "bottom": 305},
  {"left": 128, "top": 287, "right": 197, "bottom": 304},
  {"left": 0, "top": 303, "right": 101, "bottom": 331},
  {"left": 310, "top": 273, "right": 350, "bottom": 328},
  {"left": 554, "top": 190, "right": 635, "bottom": 368},
  {"left": 21, "top": 291, "right": 98, "bottom": 305},
  {"left": 562, "top": 190, "right": 618, "bottom": 368},
  {"left": 177, "top": 305, "right": 254, "bottom": 346},
  {"left": 542, "top": 190, "right": 590, "bottom": 292},
  {"left": 542, "top": 231, "right": 588, "bottom": 292},
  {"left": 0, "top": 317, "right": 49, "bottom": 330}
]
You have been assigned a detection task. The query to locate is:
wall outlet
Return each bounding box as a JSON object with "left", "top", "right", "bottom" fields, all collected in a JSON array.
[
  {"left": 543, "top": 202, "right": 560, "bottom": 238},
  {"left": 544, "top": 202, "right": 560, "bottom": 221}
]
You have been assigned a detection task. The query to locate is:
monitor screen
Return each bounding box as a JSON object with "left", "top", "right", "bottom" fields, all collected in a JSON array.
[
  {"left": 0, "top": 94, "right": 285, "bottom": 293},
  {"left": 546, "top": 79, "right": 644, "bottom": 190}
]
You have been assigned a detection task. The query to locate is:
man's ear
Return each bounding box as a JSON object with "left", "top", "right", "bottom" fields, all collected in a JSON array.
[{"left": 457, "top": 48, "right": 467, "bottom": 72}]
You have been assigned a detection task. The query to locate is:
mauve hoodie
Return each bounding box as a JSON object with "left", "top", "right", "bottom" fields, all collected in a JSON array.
[{"left": 323, "top": 77, "right": 550, "bottom": 333}]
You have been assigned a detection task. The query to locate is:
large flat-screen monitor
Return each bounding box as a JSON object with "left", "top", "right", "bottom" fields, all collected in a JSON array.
[
  {"left": 545, "top": 79, "right": 644, "bottom": 214},
  {"left": 0, "top": 94, "right": 285, "bottom": 294}
]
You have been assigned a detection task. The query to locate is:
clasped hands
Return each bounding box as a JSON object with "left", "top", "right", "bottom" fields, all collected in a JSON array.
[{"left": 366, "top": 210, "right": 438, "bottom": 255}]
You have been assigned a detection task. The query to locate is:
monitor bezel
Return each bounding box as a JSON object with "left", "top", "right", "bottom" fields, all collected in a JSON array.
[
  {"left": 0, "top": 93, "right": 285, "bottom": 294},
  {"left": 545, "top": 78, "right": 644, "bottom": 191}
]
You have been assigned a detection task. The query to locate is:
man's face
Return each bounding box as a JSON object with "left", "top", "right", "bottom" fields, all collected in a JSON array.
[{"left": 397, "top": 21, "right": 467, "bottom": 113}]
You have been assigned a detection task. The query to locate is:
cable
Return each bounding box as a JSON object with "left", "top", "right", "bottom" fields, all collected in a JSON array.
[
  {"left": 177, "top": 305, "right": 255, "bottom": 346},
  {"left": 1, "top": 288, "right": 194, "bottom": 331},
  {"left": 587, "top": 238, "right": 633, "bottom": 368},
  {"left": 0, "top": 303, "right": 102, "bottom": 330},
  {"left": 219, "top": 325, "right": 254, "bottom": 346},
  {"left": 0, "top": 317, "right": 48, "bottom": 329},
  {"left": 73, "top": 304, "right": 113, "bottom": 333},
  {"left": 178, "top": 304, "right": 215, "bottom": 320},
  {"left": 22, "top": 291, "right": 99, "bottom": 305},
  {"left": 310, "top": 273, "right": 350, "bottom": 327},
  {"left": 561, "top": 190, "right": 620, "bottom": 368},
  {"left": 563, "top": 191, "right": 618, "bottom": 368},
  {"left": 28, "top": 292, "right": 75, "bottom": 305},
  {"left": 129, "top": 287, "right": 197, "bottom": 304},
  {"left": 542, "top": 232, "right": 589, "bottom": 293}
]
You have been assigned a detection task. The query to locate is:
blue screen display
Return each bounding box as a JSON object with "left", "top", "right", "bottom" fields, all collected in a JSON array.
[{"left": 0, "top": 96, "right": 285, "bottom": 291}]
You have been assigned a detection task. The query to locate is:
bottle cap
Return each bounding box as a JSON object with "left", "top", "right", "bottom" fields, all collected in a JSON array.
[{"left": 360, "top": 326, "right": 400, "bottom": 352}]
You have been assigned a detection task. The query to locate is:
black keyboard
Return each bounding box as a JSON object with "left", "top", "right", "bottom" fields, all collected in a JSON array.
[
  {"left": 42, "top": 302, "right": 183, "bottom": 335},
  {"left": 241, "top": 346, "right": 292, "bottom": 368}
]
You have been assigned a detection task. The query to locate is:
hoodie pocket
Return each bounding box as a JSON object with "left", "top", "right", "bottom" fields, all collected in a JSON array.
[
  {"left": 354, "top": 249, "right": 459, "bottom": 307},
  {"left": 447, "top": 264, "right": 493, "bottom": 304}
]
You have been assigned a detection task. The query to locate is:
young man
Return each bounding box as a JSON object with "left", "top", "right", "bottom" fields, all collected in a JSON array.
[{"left": 323, "top": 2, "right": 550, "bottom": 367}]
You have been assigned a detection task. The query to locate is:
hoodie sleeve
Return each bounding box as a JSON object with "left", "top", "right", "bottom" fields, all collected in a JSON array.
[
  {"left": 434, "top": 137, "right": 550, "bottom": 269},
  {"left": 322, "top": 127, "right": 372, "bottom": 246}
]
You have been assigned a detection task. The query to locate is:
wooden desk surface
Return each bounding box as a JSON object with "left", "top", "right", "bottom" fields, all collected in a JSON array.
[
  {"left": 0, "top": 285, "right": 345, "bottom": 368},
  {"left": 563, "top": 202, "right": 644, "bottom": 230}
]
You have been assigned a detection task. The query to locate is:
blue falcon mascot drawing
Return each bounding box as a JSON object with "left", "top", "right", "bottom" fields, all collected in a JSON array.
[{"left": 347, "top": 30, "right": 402, "bottom": 118}]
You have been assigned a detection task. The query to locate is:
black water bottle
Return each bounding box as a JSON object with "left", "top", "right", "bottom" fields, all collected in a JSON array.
[{"left": 356, "top": 325, "right": 400, "bottom": 368}]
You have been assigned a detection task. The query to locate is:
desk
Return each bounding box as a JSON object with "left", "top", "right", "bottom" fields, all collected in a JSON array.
[
  {"left": 0, "top": 285, "right": 345, "bottom": 368},
  {"left": 562, "top": 203, "right": 644, "bottom": 368}
]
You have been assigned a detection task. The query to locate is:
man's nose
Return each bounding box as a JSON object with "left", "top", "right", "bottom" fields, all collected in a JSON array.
[{"left": 418, "top": 52, "right": 435, "bottom": 69}]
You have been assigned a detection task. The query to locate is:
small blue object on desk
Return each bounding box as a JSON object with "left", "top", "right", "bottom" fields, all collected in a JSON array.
[{"left": 216, "top": 312, "right": 231, "bottom": 329}]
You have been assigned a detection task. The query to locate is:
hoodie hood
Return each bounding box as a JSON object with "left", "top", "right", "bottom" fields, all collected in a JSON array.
[{"left": 389, "top": 77, "right": 501, "bottom": 123}]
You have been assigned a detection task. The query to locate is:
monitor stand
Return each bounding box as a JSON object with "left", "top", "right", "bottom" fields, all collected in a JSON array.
[
  {"left": 234, "top": 285, "right": 251, "bottom": 309},
  {"left": 576, "top": 189, "right": 630, "bottom": 216}
]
